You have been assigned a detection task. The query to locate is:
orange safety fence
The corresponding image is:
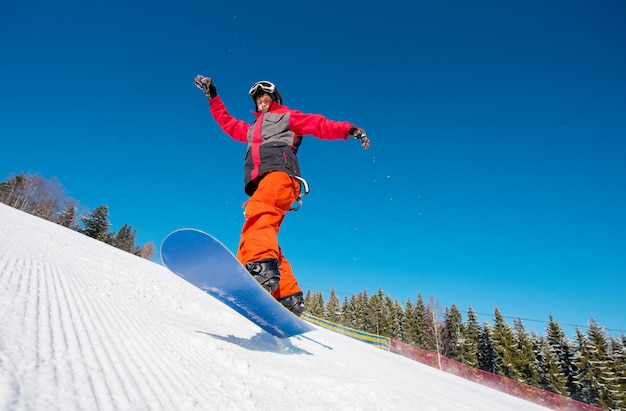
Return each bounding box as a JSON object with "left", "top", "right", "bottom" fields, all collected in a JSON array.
[{"left": 389, "top": 339, "right": 603, "bottom": 411}]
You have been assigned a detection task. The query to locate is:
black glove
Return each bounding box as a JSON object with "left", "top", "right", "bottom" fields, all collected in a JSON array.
[
  {"left": 349, "top": 127, "right": 370, "bottom": 150},
  {"left": 195, "top": 75, "right": 217, "bottom": 98}
]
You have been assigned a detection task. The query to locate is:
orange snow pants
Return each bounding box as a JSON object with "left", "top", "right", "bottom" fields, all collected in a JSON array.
[{"left": 236, "top": 171, "right": 302, "bottom": 299}]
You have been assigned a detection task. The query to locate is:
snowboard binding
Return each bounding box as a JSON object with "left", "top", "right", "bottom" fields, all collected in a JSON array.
[{"left": 245, "top": 258, "right": 281, "bottom": 293}]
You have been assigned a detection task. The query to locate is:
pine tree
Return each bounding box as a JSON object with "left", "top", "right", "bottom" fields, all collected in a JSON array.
[
  {"left": 305, "top": 290, "right": 325, "bottom": 317},
  {"left": 303, "top": 289, "right": 313, "bottom": 314},
  {"left": 442, "top": 304, "right": 464, "bottom": 362},
  {"left": 413, "top": 293, "right": 427, "bottom": 349},
  {"left": 384, "top": 295, "right": 403, "bottom": 339},
  {"left": 608, "top": 336, "right": 626, "bottom": 410},
  {"left": 513, "top": 318, "right": 539, "bottom": 386},
  {"left": 113, "top": 223, "right": 140, "bottom": 253},
  {"left": 56, "top": 202, "right": 78, "bottom": 229},
  {"left": 478, "top": 321, "right": 497, "bottom": 373},
  {"left": 536, "top": 335, "right": 569, "bottom": 395},
  {"left": 366, "top": 289, "right": 385, "bottom": 335},
  {"left": 80, "top": 205, "right": 111, "bottom": 242},
  {"left": 585, "top": 318, "right": 619, "bottom": 409},
  {"left": 340, "top": 296, "right": 355, "bottom": 328},
  {"left": 546, "top": 314, "right": 576, "bottom": 397},
  {"left": 353, "top": 290, "right": 369, "bottom": 332},
  {"left": 491, "top": 307, "right": 517, "bottom": 379},
  {"left": 325, "top": 286, "right": 341, "bottom": 322},
  {"left": 462, "top": 307, "right": 480, "bottom": 368},
  {"left": 403, "top": 298, "right": 417, "bottom": 345},
  {"left": 571, "top": 326, "right": 599, "bottom": 406}
]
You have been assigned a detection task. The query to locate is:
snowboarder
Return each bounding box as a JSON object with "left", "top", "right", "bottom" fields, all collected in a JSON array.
[{"left": 195, "top": 76, "right": 370, "bottom": 316}]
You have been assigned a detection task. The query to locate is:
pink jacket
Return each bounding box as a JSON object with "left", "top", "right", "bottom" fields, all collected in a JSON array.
[{"left": 209, "top": 95, "right": 354, "bottom": 195}]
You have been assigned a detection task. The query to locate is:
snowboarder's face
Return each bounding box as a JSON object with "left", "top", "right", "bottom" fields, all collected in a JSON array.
[{"left": 255, "top": 93, "right": 273, "bottom": 113}]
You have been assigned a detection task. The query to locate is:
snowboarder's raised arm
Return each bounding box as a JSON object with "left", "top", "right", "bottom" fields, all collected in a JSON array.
[{"left": 195, "top": 75, "right": 249, "bottom": 143}]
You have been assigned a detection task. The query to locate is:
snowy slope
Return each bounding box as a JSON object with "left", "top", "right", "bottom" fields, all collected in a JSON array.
[{"left": 0, "top": 203, "right": 548, "bottom": 410}]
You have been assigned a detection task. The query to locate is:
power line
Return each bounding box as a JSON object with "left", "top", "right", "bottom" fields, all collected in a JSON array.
[{"left": 472, "top": 311, "right": 626, "bottom": 335}]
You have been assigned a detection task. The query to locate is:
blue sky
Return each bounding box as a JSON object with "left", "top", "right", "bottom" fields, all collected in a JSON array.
[{"left": 2, "top": 0, "right": 625, "bottom": 336}]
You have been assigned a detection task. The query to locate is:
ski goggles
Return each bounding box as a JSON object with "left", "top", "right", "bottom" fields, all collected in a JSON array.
[{"left": 248, "top": 81, "right": 276, "bottom": 96}]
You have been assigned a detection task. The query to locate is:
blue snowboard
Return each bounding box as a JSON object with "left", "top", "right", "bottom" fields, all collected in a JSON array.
[{"left": 160, "top": 228, "right": 314, "bottom": 338}]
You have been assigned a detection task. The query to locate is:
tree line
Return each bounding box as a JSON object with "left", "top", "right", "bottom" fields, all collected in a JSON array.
[
  {"left": 304, "top": 288, "right": 626, "bottom": 410},
  {"left": 0, "top": 173, "right": 155, "bottom": 259}
]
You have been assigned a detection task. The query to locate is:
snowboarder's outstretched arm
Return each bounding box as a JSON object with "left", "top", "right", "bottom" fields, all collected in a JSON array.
[{"left": 288, "top": 111, "right": 370, "bottom": 150}]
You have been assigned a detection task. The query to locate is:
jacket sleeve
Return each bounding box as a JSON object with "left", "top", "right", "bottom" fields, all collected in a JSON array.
[
  {"left": 288, "top": 110, "right": 354, "bottom": 140},
  {"left": 208, "top": 96, "right": 249, "bottom": 143}
]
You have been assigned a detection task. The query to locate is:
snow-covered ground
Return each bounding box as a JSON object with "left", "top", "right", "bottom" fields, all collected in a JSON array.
[{"left": 0, "top": 202, "right": 548, "bottom": 410}]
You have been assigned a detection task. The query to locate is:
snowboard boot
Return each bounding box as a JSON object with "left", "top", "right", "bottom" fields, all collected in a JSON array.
[
  {"left": 245, "top": 258, "right": 280, "bottom": 293},
  {"left": 278, "top": 292, "right": 305, "bottom": 316}
]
